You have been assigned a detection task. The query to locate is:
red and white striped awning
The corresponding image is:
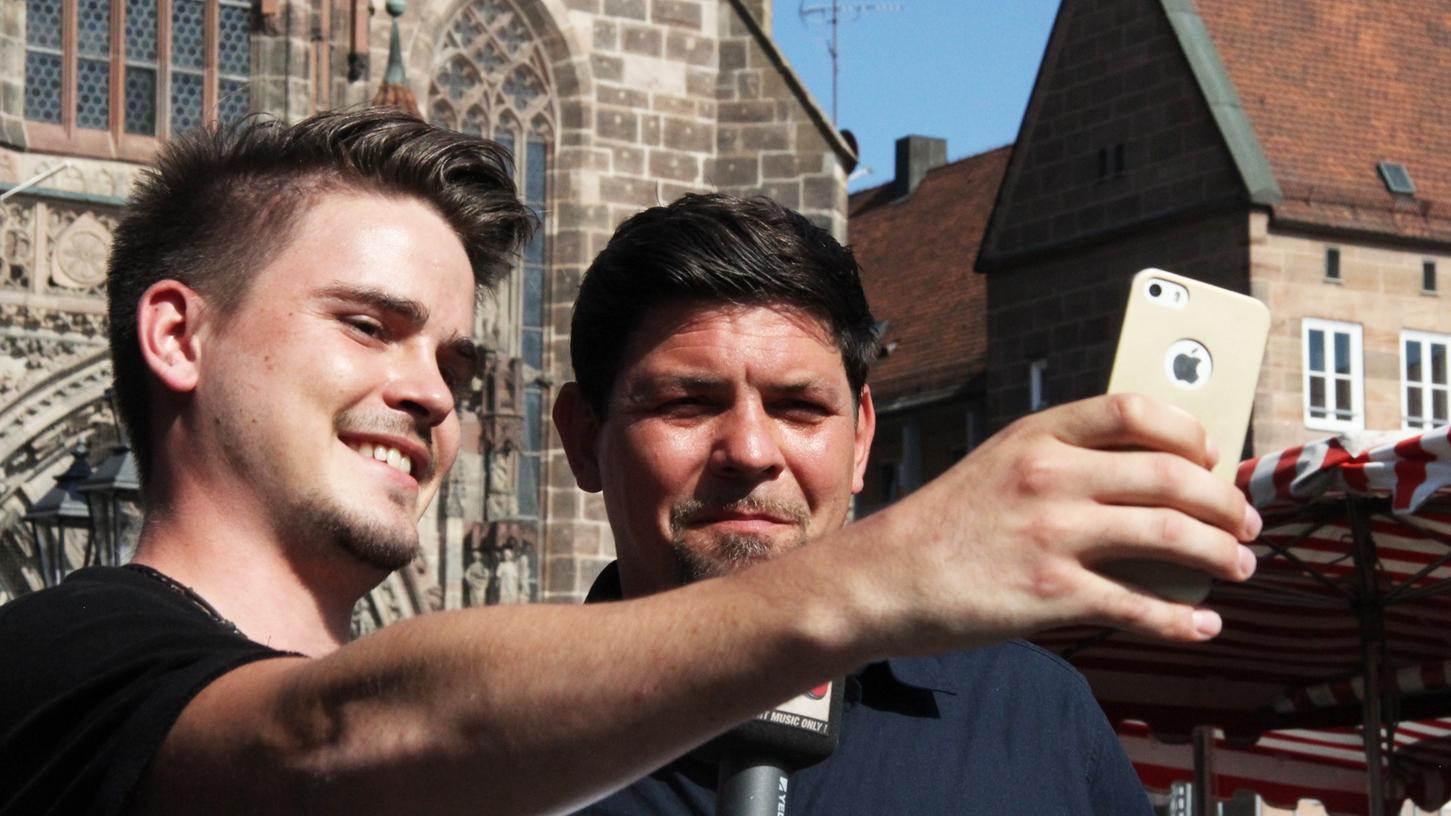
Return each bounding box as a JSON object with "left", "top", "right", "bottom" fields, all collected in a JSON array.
[
  {"left": 1240, "top": 428, "right": 1451, "bottom": 514},
  {"left": 1123, "top": 719, "right": 1451, "bottom": 814},
  {"left": 1034, "top": 425, "right": 1451, "bottom": 814}
]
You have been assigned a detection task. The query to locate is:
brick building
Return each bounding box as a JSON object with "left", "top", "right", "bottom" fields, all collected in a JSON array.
[
  {"left": 0, "top": 0, "right": 855, "bottom": 619},
  {"left": 849, "top": 136, "right": 1008, "bottom": 512},
  {"left": 979, "top": 0, "right": 1451, "bottom": 454}
]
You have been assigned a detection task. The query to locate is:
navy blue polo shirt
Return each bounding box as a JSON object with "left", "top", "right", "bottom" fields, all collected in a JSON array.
[{"left": 577, "top": 563, "right": 1152, "bottom": 815}]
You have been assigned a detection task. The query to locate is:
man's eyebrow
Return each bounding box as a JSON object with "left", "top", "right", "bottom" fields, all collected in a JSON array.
[
  {"left": 321, "top": 283, "right": 477, "bottom": 368},
  {"left": 629, "top": 375, "right": 727, "bottom": 392},
  {"left": 442, "top": 336, "right": 479, "bottom": 369},
  {"left": 319, "top": 284, "right": 430, "bottom": 327},
  {"left": 771, "top": 380, "right": 825, "bottom": 395}
]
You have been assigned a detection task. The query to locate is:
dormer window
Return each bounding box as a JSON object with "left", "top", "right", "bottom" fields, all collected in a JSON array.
[{"left": 1378, "top": 161, "right": 1416, "bottom": 196}]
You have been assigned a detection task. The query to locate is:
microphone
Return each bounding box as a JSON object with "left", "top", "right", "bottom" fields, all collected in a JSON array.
[{"left": 714, "top": 679, "right": 843, "bottom": 816}]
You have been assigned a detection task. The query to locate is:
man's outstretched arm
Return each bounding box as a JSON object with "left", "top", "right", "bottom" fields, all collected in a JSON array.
[{"left": 136, "top": 394, "right": 1259, "bottom": 816}]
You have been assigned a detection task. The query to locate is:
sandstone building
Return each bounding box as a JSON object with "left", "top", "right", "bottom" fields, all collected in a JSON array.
[
  {"left": 979, "top": 0, "right": 1450, "bottom": 452},
  {"left": 853, "top": 0, "right": 1449, "bottom": 520},
  {"left": 0, "top": 0, "right": 854, "bottom": 621}
]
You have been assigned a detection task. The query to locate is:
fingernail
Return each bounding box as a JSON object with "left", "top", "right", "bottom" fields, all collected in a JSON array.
[
  {"left": 1238, "top": 545, "right": 1257, "bottom": 578},
  {"left": 1204, "top": 436, "right": 1220, "bottom": 468},
  {"left": 1193, "top": 610, "right": 1222, "bottom": 638},
  {"left": 1243, "top": 505, "right": 1263, "bottom": 540}
]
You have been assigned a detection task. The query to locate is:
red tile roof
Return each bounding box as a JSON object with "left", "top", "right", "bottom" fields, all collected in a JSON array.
[
  {"left": 1197, "top": 0, "right": 1451, "bottom": 243},
  {"left": 848, "top": 146, "right": 1011, "bottom": 406}
]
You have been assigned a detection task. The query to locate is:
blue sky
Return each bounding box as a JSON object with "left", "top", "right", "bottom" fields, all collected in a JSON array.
[{"left": 771, "top": 1, "right": 1061, "bottom": 193}]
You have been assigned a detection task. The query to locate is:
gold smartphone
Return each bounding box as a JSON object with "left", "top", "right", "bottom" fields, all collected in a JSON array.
[{"left": 1099, "top": 268, "right": 1270, "bottom": 603}]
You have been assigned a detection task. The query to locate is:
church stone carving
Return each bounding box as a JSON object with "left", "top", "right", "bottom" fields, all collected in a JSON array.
[
  {"left": 0, "top": 202, "right": 36, "bottom": 292},
  {"left": 49, "top": 212, "right": 112, "bottom": 291}
]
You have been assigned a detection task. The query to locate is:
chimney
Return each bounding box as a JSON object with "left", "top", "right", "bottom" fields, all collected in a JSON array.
[{"left": 894, "top": 135, "right": 947, "bottom": 199}]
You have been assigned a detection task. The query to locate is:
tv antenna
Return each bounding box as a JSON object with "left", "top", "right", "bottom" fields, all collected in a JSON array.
[{"left": 798, "top": 0, "right": 901, "bottom": 124}]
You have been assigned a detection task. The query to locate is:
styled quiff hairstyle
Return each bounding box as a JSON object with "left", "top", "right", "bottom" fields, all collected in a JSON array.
[
  {"left": 106, "top": 106, "right": 535, "bottom": 483},
  {"left": 571, "top": 193, "right": 877, "bottom": 419}
]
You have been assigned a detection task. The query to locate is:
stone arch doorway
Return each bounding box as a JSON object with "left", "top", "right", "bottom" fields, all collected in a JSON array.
[{"left": 0, "top": 349, "right": 117, "bottom": 603}]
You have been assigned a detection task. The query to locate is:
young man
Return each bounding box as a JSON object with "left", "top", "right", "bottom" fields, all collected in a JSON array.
[
  {"left": 554, "top": 194, "right": 1153, "bottom": 813},
  {"left": 0, "top": 109, "right": 1257, "bottom": 816}
]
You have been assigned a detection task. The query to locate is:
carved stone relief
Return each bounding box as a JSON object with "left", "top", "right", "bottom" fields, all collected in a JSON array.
[
  {"left": 0, "top": 202, "right": 35, "bottom": 292},
  {"left": 40, "top": 206, "right": 117, "bottom": 297},
  {"left": 459, "top": 518, "right": 538, "bottom": 607},
  {"left": 0, "top": 195, "right": 119, "bottom": 300},
  {"left": 0, "top": 303, "right": 109, "bottom": 402},
  {"left": 0, "top": 149, "right": 139, "bottom": 201},
  {"left": 48, "top": 212, "right": 112, "bottom": 292}
]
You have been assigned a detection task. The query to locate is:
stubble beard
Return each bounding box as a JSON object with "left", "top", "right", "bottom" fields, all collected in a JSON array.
[
  {"left": 303, "top": 410, "right": 433, "bottom": 572},
  {"left": 668, "top": 497, "right": 811, "bottom": 584},
  {"left": 294, "top": 490, "right": 420, "bottom": 573}
]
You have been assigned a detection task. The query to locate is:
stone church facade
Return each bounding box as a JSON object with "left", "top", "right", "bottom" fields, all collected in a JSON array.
[{"left": 0, "top": 0, "right": 853, "bottom": 622}]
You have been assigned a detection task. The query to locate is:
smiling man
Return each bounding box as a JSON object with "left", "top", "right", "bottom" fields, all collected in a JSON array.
[
  {"left": 555, "top": 194, "right": 1155, "bottom": 814},
  {"left": 0, "top": 109, "right": 1258, "bottom": 816}
]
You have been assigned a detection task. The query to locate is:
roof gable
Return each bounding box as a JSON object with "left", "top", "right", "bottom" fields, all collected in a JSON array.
[
  {"left": 978, "top": 0, "right": 1248, "bottom": 271},
  {"left": 849, "top": 147, "right": 1010, "bottom": 403},
  {"left": 1194, "top": 0, "right": 1451, "bottom": 244}
]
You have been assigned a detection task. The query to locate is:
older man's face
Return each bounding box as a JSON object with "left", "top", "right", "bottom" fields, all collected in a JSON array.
[{"left": 577, "top": 299, "right": 874, "bottom": 598}]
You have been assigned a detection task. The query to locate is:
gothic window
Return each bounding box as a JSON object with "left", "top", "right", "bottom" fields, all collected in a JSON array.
[
  {"left": 429, "top": 0, "right": 555, "bottom": 521},
  {"left": 23, "top": 0, "right": 254, "bottom": 158}
]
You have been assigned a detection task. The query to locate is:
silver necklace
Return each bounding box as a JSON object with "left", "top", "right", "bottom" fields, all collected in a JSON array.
[{"left": 123, "top": 563, "right": 243, "bottom": 637}]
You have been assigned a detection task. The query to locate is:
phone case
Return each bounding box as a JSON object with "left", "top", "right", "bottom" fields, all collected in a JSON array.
[{"left": 1100, "top": 268, "right": 1271, "bottom": 603}]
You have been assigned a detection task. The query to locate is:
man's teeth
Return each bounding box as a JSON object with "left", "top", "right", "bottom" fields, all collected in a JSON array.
[{"left": 354, "top": 442, "right": 413, "bottom": 475}]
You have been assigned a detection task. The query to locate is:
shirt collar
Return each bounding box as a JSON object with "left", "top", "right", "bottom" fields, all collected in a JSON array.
[
  {"left": 584, "top": 561, "right": 625, "bottom": 604},
  {"left": 583, "top": 561, "right": 955, "bottom": 698}
]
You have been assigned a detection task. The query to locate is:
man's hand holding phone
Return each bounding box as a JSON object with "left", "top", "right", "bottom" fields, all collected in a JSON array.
[{"left": 847, "top": 392, "right": 1260, "bottom": 655}]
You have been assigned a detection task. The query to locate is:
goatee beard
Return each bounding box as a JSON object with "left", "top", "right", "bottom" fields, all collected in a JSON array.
[
  {"left": 294, "top": 496, "right": 420, "bottom": 573},
  {"left": 668, "top": 496, "right": 810, "bottom": 583},
  {"left": 672, "top": 532, "right": 778, "bottom": 583}
]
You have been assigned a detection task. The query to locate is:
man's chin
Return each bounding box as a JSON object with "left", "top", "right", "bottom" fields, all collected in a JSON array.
[
  {"left": 671, "top": 532, "right": 798, "bottom": 584},
  {"left": 295, "top": 498, "right": 420, "bottom": 573}
]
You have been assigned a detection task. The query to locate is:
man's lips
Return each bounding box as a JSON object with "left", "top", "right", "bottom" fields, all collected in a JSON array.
[
  {"left": 670, "top": 498, "right": 812, "bottom": 536},
  {"left": 687, "top": 512, "right": 794, "bottom": 526}
]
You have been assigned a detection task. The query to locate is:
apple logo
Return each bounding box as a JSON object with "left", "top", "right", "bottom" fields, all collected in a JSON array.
[
  {"left": 1165, "top": 339, "right": 1211, "bottom": 390},
  {"left": 1172, "top": 351, "right": 1201, "bottom": 385}
]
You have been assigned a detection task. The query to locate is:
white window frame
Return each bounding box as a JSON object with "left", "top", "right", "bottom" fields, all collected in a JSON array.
[
  {"left": 1401, "top": 330, "right": 1450, "bottom": 431},
  {"left": 1302, "top": 318, "right": 1364, "bottom": 432}
]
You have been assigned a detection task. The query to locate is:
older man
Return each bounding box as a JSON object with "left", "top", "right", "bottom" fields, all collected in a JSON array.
[
  {"left": 554, "top": 194, "right": 1185, "bottom": 813},
  {"left": 0, "top": 110, "right": 1256, "bottom": 816}
]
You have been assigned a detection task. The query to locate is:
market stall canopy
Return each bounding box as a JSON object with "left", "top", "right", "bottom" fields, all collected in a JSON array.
[{"left": 1034, "top": 426, "right": 1451, "bottom": 813}]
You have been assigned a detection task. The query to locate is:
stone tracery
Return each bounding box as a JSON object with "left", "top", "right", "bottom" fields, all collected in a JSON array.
[{"left": 428, "top": 0, "right": 556, "bottom": 142}]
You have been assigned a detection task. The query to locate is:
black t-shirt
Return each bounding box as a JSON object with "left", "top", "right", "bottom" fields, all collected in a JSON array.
[{"left": 0, "top": 566, "right": 290, "bottom": 815}]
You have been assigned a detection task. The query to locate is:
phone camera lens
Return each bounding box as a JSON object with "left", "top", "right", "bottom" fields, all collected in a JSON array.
[{"left": 1149, "top": 283, "right": 1163, "bottom": 298}]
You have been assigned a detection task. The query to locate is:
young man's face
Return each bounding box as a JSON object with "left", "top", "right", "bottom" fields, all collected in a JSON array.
[
  {"left": 192, "top": 191, "right": 476, "bottom": 573},
  {"left": 567, "top": 299, "right": 875, "bottom": 598}
]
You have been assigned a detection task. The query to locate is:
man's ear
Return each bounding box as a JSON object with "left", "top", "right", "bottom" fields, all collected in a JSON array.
[
  {"left": 137, "top": 280, "right": 207, "bottom": 396},
  {"left": 552, "top": 382, "right": 604, "bottom": 493},
  {"left": 851, "top": 384, "right": 877, "bottom": 495}
]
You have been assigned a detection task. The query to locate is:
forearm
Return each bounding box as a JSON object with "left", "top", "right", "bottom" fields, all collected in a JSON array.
[
  {"left": 141, "top": 547, "right": 878, "bottom": 816},
  {"left": 142, "top": 395, "right": 1262, "bottom": 815}
]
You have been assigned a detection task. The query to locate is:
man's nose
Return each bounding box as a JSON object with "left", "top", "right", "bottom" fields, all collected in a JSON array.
[
  {"left": 383, "top": 352, "right": 455, "bottom": 428},
  {"left": 709, "top": 403, "right": 784, "bottom": 479}
]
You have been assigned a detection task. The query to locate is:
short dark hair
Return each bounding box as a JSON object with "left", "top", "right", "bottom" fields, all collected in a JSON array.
[
  {"left": 106, "top": 106, "right": 535, "bottom": 484},
  {"left": 571, "top": 193, "right": 876, "bottom": 418}
]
